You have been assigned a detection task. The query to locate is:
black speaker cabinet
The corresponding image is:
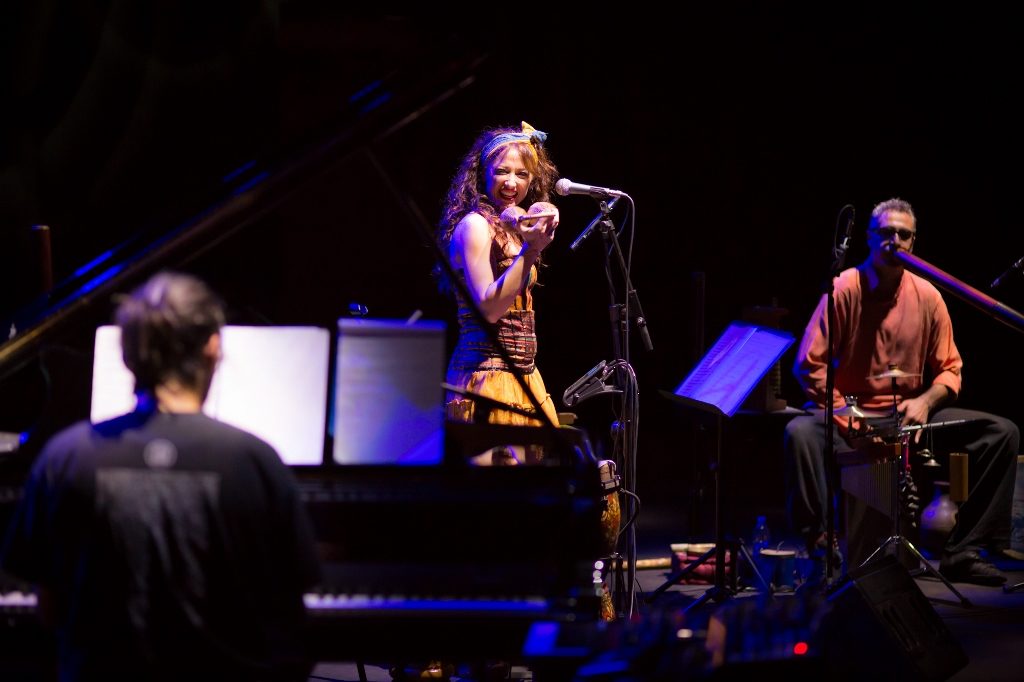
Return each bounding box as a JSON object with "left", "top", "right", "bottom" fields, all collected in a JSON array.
[{"left": 822, "top": 554, "right": 968, "bottom": 681}]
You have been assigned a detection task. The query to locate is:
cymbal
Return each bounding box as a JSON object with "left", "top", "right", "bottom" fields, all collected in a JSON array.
[
  {"left": 833, "top": 404, "right": 890, "bottom": 418},
  {"left": 867, "top": 368, "right": 922, "bottom": 380}
]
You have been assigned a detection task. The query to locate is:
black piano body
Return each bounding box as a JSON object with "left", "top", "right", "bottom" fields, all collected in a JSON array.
[{"left": 296, "top": 455, "right": 607, "bottom": 663}]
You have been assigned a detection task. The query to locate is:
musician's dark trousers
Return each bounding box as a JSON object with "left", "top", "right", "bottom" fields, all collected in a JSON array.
[{"left": 784, "top": 407, "right": 1018, "bottom": 563}]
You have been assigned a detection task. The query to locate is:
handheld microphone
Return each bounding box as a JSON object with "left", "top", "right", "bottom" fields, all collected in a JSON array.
[{"left": 554, "top": 178, "right": 626, "bottom": 198}]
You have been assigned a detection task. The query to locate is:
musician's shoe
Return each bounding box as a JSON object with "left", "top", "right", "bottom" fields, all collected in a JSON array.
[
  {"left": 389, "top": 661, "right": 455, "bottom": 681},
  {"left": 808, "top": 532, "right": 843, "bottom": 566},
  {"left": 939, "top": 550, "right": 1007, "bottom": 586},
  {"left": 477, "top": 660, "right": 512, "bottom": 681},
  {"left": 801, "top": 532, "right": 843, "bottom": 587}
]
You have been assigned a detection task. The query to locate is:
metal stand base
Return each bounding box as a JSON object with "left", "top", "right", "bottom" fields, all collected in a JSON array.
[
  {"left": 863, "top": 534, "right": 971, "bottom": 607},
  {"left": 604, "top": 552, "right": 627, "bottom": 618},
  {"left": 646, "top": 539, "right": 773, "bottom": 612}
]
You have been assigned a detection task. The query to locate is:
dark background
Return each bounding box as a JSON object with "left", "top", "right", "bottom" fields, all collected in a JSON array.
[{"left": 2, "top": 7, "right": 1023, "bottom": 543}]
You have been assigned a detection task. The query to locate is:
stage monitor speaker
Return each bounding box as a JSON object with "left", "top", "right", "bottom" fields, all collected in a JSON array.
[{"left": 822, "top": 554, "right": 968, "bottom": 681}]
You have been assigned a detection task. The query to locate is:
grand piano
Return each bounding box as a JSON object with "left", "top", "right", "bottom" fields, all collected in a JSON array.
[{"left": 0, "top": 13, "right": 607, "bottom": 671}]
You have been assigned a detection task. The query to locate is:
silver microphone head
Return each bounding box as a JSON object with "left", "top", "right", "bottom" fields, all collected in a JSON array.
[{"left": 554, "top": 178, "right": 572, "bottom": 196}]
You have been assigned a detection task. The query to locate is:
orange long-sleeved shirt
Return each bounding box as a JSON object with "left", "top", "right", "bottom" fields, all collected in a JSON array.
[{"left": 794, "top": 267, "right": 962, "bottom": 426}]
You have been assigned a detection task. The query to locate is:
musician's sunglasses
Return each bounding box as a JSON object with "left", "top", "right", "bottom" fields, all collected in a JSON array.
[{"left": 870, "top": 226, "right": 917, "bottom": 241}]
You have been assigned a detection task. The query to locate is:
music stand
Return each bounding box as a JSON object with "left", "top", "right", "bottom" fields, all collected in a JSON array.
[{"left": 648, "top": 322, "right": 794, "bottom": 611}]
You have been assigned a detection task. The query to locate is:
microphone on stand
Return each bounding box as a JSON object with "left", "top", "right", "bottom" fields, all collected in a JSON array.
[
  {"left": 554, "top": 178, "right": 626, "bottom": 198},
  {"left": 842, "top": 205, "right": 855, "bottom": 248},
  {"left": 837, "top": 204, "right": 855, "bottom": 254},
  {"left": 991, "top": 256, "right": 1024, "bottom": 289},
  {"left": 829, "top": 204, "right": 856, "bottom": 278}
]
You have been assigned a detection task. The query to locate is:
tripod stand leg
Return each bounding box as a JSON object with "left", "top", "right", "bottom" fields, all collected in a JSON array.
[
  {"left": 861, "top": 535, "right": 899, "bottom": 568},
  {"left": 645, "top": 545, "right": 716, "bottom": 602},
  {"left": 682, "top": 585, "right": 730, "bottom": 615},
  {"left": 896, "top": 536, "right": 972, "bottom": 607},
  {"left": 651, "top": 543, "right": 762, "bottom": 613},
  {"left": 862, "top": 535, "right": 971, "bottom": 607},
  {"left": 736, "top": 542, "right": 774, "bottom": 596}
]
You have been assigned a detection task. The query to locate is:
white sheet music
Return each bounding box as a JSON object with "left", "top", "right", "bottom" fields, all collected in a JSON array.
[
  {"left": 332, "top": 318, "right": 446, "bottom": 465},
  {"left": 91, "top": 325, "right": 330, "bottom": 465},
  {"left": 674, "top": 323, "right": 794, "bottom": 417}
]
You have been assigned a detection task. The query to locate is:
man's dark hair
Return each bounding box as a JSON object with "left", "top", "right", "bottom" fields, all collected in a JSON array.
[{"left": 116, "top": 271, "right": 225, "bottom": 393}]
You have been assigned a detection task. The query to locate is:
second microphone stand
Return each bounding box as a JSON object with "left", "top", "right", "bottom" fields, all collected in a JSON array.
[
  {"left": 819, "top": 204, "right": 855, "bottom": 587},
  {"left": 570, "top": 195, "right": 652, "bottom": 618}
]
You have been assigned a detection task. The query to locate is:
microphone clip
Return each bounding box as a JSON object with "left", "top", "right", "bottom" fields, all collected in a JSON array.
[
  {"left": 991, "top": 255, "right": 1024, "bottom": 289},
  {"left": 563, "top": 360, "right": 621, "bottom": 407},
  {"left": 569, "top": 197, "right": 619, "bottom": 252}
]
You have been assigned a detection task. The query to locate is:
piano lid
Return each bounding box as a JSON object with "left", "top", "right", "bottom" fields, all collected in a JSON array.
[{"left": 0, "top": 15, "right": 489, "bottom": 384}]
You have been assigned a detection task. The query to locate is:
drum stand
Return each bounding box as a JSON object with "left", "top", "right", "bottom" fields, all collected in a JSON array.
[
  {"left": 859, "top": 370, "right": 971, "bottom": 606},
  {"left": 860, "top": 428, "right": 971, "bottom": 607}
]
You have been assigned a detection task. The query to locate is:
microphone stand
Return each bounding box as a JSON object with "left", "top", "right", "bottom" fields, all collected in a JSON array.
[
  {"left": 590, "top": 198, "right": 654, "bottom": 355},
  {"left": 819, "top": 205, "right": 855, "bottom": 588},
  {"left": 587, "top": 195, "right": 651, "bottom": 618}
]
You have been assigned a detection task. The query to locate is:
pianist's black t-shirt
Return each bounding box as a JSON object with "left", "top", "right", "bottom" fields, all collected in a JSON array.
[{"left": 1, "top": 407, "right": 322, "bottom": 681}]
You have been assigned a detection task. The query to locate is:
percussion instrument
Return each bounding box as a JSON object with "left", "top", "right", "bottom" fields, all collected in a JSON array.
[
  {"left": 867, "top": 367, "right": 922, "bottom": 380},
  {"left": 856, "top": 418, "right": 973, "bottom": 447},
  {"left": 597, "top": 459, "right": 622, "bottom": 557},
  {"left": 834, "top": 404, "right": 890, "bottom": 419},
  {"left": 841, "top": 413, "right": 975, "bottom": 605},
  {"left": 596, "top": 459, "right": 622, "bottom": 622}
]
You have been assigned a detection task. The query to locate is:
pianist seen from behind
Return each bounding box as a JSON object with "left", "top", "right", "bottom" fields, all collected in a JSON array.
[{"left": 0, "top": 271, "right": 321, "bottom": 681}]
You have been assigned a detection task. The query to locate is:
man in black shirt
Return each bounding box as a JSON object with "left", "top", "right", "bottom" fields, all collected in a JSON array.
[{"left": 2, "top": 271, "right": 321, "bottom": 680}]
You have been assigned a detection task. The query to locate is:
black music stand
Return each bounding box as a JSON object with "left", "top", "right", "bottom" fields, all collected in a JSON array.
[{"left": 648, "top": 322, "right": 794, "bottom": 611}]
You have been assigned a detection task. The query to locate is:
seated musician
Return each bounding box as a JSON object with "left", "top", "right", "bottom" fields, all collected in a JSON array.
[
  {"left": 0, "top": 271, "right": 322, "bottom": 680},
  {"left": 783, "top": 198, "right": 1018, "bottom": 585}
]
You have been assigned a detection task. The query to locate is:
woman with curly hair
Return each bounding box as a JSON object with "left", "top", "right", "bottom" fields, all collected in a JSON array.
[{"left": 438, "top": 122, "right": 561, "bottom": 465}]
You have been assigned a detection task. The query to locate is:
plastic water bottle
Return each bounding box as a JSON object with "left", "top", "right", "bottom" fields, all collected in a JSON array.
[{"left": 752, "top": 515, "right": 771, "bottom": 556}]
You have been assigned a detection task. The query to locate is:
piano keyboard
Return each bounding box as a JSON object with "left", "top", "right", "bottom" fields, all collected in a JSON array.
[
  {"left": 305, "top": 592, "right": 549, "bottom": 614},
  {"left": 0, "top": 591, "right": 37, "bottom": 609}
]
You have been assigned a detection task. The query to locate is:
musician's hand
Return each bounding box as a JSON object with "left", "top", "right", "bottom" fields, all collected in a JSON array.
[{"left": 898, "top": 396, "right": 931, "bottom": 443}]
